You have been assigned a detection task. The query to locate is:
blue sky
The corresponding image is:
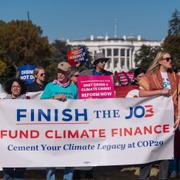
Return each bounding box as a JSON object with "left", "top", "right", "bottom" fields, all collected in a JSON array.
[{"left": 0, "top": 0, "right": 179, "bottom": 42}]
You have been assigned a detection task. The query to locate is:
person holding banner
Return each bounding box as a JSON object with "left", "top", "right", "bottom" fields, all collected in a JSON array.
[
  {"left": 41, "top": 62, "right": 77, "bottom": 100},
  {"left": 3, "top": 78, "right": 27, "bottom": 180},
  {"left": 79, "top": 52, "right": 113, "bottom": 178},
  {"left": 134, "top": 68, "right": 145, "bottom": 86},
  {"left": 138, "top": 51, "right": 180, "bottom": 179},
  {"left": 4, "top": 78, "right": 27, "bottom": 99},
  {"left": 27, "top": 66, "right": 47, "bottom": 92},
  {"left": 80, "top": 52, "right": 112, "bottom": 76},
  {"left": 169, "top": 67, "right": 180, "bottom": 178},
  {"left": 70, "top": 67, "right": 79, "bottom": 86},
  {"left": 41, "top": 61, "right": 78, "bottom": 180}
]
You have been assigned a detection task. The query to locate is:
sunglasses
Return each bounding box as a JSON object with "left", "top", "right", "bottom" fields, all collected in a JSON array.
[
  {"left": 40, "top": 73, "right": 45, "bottom": 77},
  {"left": 12, "top": 85, "right": 21, "bottom": 88},
  {"left": 99, "top": 59, "right": 106, "bottom": 63},
  {"left": 57, "top": 69, "right": 67, "bottom": 74},
  {"left": 162, "top": 57, "right": 172, "bottom": 62}
]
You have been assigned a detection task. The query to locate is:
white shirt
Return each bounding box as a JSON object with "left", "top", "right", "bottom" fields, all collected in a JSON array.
[{"left": 161, "top": 72, "right": 171, "bottom": 89}]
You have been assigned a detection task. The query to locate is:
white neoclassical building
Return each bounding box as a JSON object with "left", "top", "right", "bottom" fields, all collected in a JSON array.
[{"left": 67, "top": 35, "right": 162, "bottom": 72}]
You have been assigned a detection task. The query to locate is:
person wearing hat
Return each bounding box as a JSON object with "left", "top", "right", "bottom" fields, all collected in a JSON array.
[
  {"left": 41, "top": 61, "right": 78, "bottom": 100},
  {"left": 169, "top": 66, "right": 180, "bottom": 178},
  {"left": 80, "top": 52, "right": 112, "bottom": 76},
  {"left": 41, "top": 61, "right": 78, "bottom": 180},
  {"left": 79, "top": 52, "right": 112, "bottom": 179}
]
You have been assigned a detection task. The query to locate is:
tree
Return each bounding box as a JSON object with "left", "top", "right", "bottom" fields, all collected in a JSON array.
[
  {"left": 163, "top": 36, "right": 180, "bottom": 68},
  {"left": 134, "top": 45, "right": 161, "bottom": 72},
  {"left": 0, "top": 20, "right": 51, "bottom": 83},
  {"left": 168, "top": 9, "right": 180, "bottom": 36},
  {"left": 163, "top": 9, "right": 180, "bottom": 68},
  {"left": 50, "top": 40, "right": 71, "bottom": 63},
  {"left": 46, "top": 40, "right": 93, "bottom": 81},
  {"left": 44, "top": 40, "right": 72, "bottom": 81}
]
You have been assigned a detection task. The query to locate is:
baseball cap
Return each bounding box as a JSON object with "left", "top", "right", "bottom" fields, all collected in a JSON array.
[{"left": 57, "top": 62, "right": 71, "bottom": 72}]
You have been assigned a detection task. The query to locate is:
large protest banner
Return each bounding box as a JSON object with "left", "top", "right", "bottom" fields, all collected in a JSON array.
[{"left": 0, "top": 96, "right": 174, "bottom": 167}]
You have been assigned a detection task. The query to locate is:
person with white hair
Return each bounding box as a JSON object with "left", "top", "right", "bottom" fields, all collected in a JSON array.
[{"left": 41, "top": 61, "right": 78, "bottom": 180}]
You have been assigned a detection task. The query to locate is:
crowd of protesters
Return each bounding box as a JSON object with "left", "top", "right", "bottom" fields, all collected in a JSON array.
[{"left": 0, "top": 50, "right": 179, "bottom": 180}]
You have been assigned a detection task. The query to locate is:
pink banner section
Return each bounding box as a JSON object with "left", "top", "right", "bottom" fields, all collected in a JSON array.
[{"left": 78, "top": 75, "right": 115, "bottom": 99}]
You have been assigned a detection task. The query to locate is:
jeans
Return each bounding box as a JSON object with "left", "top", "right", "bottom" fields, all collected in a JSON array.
[
  {"left": 46, "top": 168, "right": 55, "bottom": 180},
  {"left": 63, "top": 168, "right": 74, "bottom": 180},
  {"left": 3, "top": 168, "right": 25, "bottom": 180},
  {"left": 46, "top": 167, "right": 74, "bottom": 180},
  {"left": 169, "top": 158, "right": 180, "bottom": 173},
  {"left": 139, "top": 160, "right": 169, "bottom": 180}
]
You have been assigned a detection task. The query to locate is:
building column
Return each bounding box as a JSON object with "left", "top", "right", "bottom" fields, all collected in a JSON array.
[
  {"left": 118, "top": 48, "right": 121, "bottom": 71},
  {"left": 105, "top": 48, "right": 107, "bottom": 57},
  {"left": 129, "top": 48, "right": 132, "bottom": 69},
  {"left": 132, "top": 49, "right": 135, "bottom": 69},
  {"left": 110, "top": 48, "right": 113, "bottom": 71},
  {"left": 124, "top": 48, "right": 128, "bottom": 71},
  {"left": 104, "top": 48, "right": 109, "bottom": 70}
]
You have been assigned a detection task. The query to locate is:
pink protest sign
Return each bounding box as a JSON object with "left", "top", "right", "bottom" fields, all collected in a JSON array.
[{"left": 78, "top": 75, "right": 115, "bottom": 99}]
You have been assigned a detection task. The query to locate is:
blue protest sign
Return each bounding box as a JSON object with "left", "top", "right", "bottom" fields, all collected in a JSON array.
[{"left": 18, "top": 65, "right": 36, "bottom": 85}]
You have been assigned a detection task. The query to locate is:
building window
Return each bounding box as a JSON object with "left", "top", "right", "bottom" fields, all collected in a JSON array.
[
  {"left": 114, "top": 58, "right": 118, "bottom": 68},
  {"left": 106, "top": 60, "right": 111, "bottom": 69},
  {"left": 121, "top": 49, "right": 125, "bottom": 56},
  {"left": 127, "top": 49, "right": 130, "bottom": 57},
  {"left": 102, "top": 49, "right": 105, "bottom": 55},
  {"left": 107, "top": 49, "right": 111, "bottom": 56},
  {"left": 113, "top": 49, "right": 119, "bottom": 56},
  {"left": 121, "top": 57, "right": 125, "bottom": 68}
]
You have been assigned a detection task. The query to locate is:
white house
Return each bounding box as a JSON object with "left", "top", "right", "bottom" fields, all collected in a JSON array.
[{"left": 67, "top": 35, "right": 162, "bottom": 72}]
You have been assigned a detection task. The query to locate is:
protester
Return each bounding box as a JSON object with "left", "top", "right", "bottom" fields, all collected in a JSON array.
[
  {"left": 169, "top": 66, "right": 180, "bottom": 178},
  {"left": 80, "top": 52, "right": 112, "bottom": 76},
  {"left": 4, "top": 78, "right": 27, "bottom": 99},
  {"left": 124, "top": 68, "right": 145, "bottom": 98},
  {"left": 41, "top": 61, "right": 78, "bottom": 180},
  {"left": 70, "top": 67, "right": 79, "bottom": 85},
  {"left": 27, "top": 66, "right": 47, "bottom": 92},
  {"left": 134, "top": 68, "right": 145, "bottom": 85},
  {"left": 138, "top": 51, "right": 180, "bottom": 179},
  {"left": 3, "top": 78, "right": 27, "bottom": 180},
  {"left": 79, "top": 52, "right": 113, "bottom": 179}
]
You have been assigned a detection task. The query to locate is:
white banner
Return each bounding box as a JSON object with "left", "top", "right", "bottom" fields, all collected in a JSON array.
[
  {"left": 26, "top": 91, "right": 43, "bottom": 99},
  {"left": 0, "top": 96, "right": 174, "bottom": 167}
]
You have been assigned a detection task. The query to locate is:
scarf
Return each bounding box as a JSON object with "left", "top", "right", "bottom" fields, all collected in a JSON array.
[
  {"left": 140, "top": 69, "right": 179, "bottom": 115},
  {"left": 53, "top": 79, "right": 70, "bottom": 88}
]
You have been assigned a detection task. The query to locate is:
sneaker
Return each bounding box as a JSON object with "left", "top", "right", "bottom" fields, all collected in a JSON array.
[{"left": 169, "top": 171, "right": 177, "bottom": 178}]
